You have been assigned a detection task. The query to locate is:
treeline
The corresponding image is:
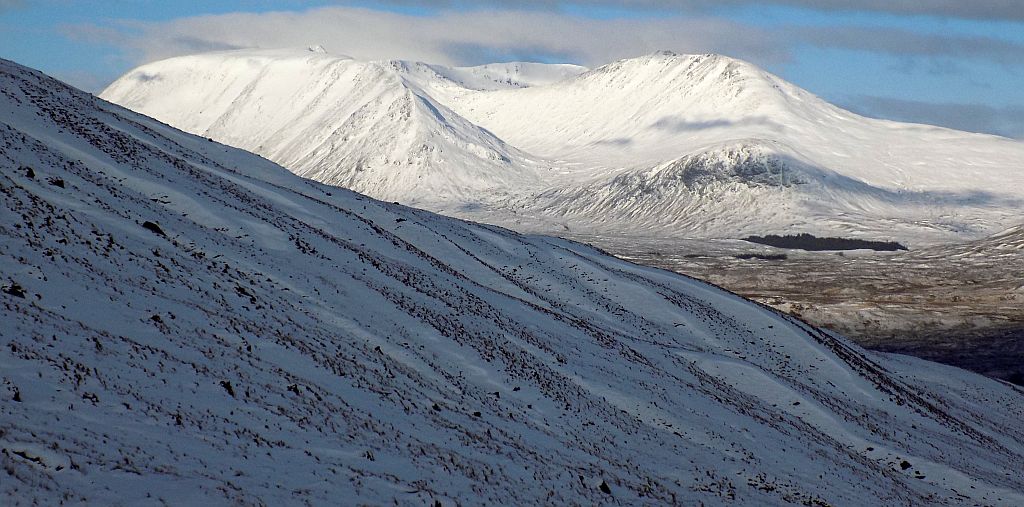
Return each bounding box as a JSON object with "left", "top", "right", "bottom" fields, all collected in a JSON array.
[
  {"left": 743, "top": 233, "right": 908, "bottom": 251},
  {"left": 735, "top": 253, "right": 788, "bottom": 260}
]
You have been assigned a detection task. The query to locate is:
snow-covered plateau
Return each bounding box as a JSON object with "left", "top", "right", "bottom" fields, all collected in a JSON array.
[
  {"left": 102, "top": 48, "right": 1024, "bottom": 246},
  {"left": 4, "top": 59, "right": 1024, "bottom": 505}
]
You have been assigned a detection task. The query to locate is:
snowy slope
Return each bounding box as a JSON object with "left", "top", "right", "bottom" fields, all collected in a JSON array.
[
  {"left": 455, "top": 52, "right": 1024, "bottom": 240},
  {"left": 101, "top": 48, "right": 547, "bottom": 205},
  {"left": 920, "top": 224, "right": 1024, "bottom": 259},
  {"left": 102, "top": 49, "right": 1024, "bottom": 245},
  {"left": 7, "top": 59, "right": 1024, "bottom": 505}
]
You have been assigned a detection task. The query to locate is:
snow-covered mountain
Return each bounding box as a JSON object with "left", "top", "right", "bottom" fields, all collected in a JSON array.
[
  {"left": 101, "top": 48, "right": 550, "bottom": 204},
  {"left": 102, "top": 48, "right": 1024, "bottom": 245},
  {"left": 6, "top": 59, "right": 1024, "bottom": 505}
]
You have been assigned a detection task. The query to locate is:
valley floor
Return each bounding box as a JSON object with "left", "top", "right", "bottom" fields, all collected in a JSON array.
[{"left": 578, "top": 233, "right": 1024, "bottom": 385}]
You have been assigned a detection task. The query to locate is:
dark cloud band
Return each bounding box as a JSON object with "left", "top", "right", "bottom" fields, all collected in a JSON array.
[
  {"left": 370, "top": 0, "right": 1024, "bottom": 21},
  {"left": 848, "top": 96, "right": 1024, "bottom": 139}
]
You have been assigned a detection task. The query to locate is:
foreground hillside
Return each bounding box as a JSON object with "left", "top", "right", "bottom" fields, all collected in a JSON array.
[
  {"left": 102, "top": 49, "right": 1024, "bottom": 244},
  {"left": 4, "top": 59, "right": 1024, "bottom": 505}
]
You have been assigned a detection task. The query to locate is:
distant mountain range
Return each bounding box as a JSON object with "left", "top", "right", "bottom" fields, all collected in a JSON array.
[
  {"left": 102, "top": 48, "right": 1024, "bottom": 245},
  {"left": 6, "top": 58, "right": 1024, "bottom": 504}
]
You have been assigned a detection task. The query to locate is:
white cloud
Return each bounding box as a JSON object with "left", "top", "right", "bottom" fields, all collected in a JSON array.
[
  {"left": 61, "top": 6, "right": 790, "bottom": 68},
  {"left": 62, "top": 5, "right": 1024, "bottom": 78}
]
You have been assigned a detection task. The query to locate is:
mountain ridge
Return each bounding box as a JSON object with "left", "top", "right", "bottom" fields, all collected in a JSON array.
[
  {"left": 103, "top": 49, "right": 547, "bottom": 203},
  {"left": 101, "top": 49, "right": 1024, "bottom": 244}
]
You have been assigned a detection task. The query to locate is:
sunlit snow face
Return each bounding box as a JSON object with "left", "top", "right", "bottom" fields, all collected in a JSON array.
[{"left": 99, "top": 48, "right": 1024, "bottom": 247}]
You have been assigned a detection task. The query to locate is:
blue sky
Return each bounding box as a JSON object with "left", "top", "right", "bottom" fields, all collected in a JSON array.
[{"left": 2, "top": 0, "right": 1022, "bottom": 137}]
